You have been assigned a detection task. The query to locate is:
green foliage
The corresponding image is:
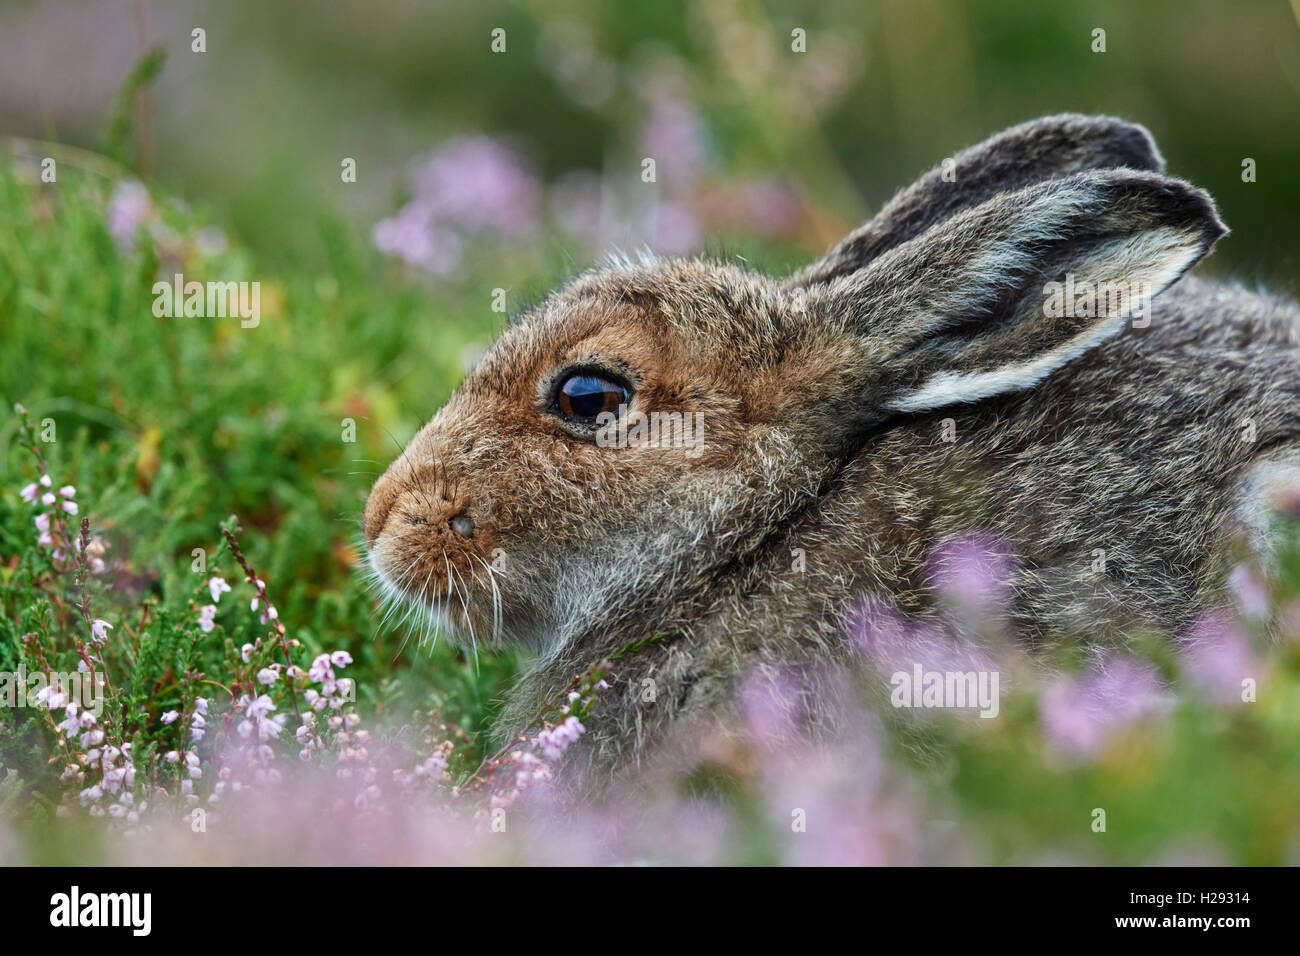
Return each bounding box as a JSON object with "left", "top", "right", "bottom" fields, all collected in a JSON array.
[{"left": 0, "top": 155, "right": 517, "bottom": 806}]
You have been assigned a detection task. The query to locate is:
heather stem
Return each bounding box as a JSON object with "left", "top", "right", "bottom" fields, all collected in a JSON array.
[{"left": 221, "top": 523, "right": 302, "bottom": 723}]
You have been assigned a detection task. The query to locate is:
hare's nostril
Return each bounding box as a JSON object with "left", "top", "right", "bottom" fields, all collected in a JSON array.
[{"left": 449, "top": 512, "right": 475, "bottom": 538}]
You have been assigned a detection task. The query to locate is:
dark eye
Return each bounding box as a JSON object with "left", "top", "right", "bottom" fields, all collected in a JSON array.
[{"left": 554, "top": 370, "right": 630, "bottom": 422}]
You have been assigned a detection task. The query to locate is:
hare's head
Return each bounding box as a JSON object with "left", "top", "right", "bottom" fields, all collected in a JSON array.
[{"left": 363, "top": 114, "right": 1224, "bottom": 652}]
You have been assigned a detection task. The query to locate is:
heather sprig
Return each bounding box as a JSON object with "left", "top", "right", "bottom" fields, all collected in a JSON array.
[{"left": 458, "top": 631, "right": 674, "bottom": 805}]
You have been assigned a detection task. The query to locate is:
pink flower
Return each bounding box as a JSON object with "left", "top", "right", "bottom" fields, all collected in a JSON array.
[
  {"left": 61, "top": 500, "right": 78, "bottom": 515},
  {"left": 308, "top": 654, "right": 333, "bottom": 683},
  {"left": 160, "top": 710, "right": 179, "bottom": 724},
  {"left": 1227, "top": 564, "right": 1270, "bottom": 620},
  {"left": 39, "top": 475, "right": 51, "bottom": 488},
  {"left": 41, "top": 492, "right": 55, "bottom": 506},
  {"left": 1041, "top": 655, "right": 1170, "bottom": 761},
  {"left": 640, "top": 201, "right": 700, "bottom": 254},
  {"left": 257, "top": 667, "right": 279, "bottom": 686},
  {"left": 330, "top": 651, "right": 353, "bottom": 668},
  {"left": 20, "top": 482, "right": 38, "bottom": 503},
  {"left": 373, "top": 136, "right": 540, "bottom": 275},
  {"left": 197, "top": 605, "right": 218, "bottom": 634},
  {"left": 240, "top": 642, "right": 255, "bottom": 663},
  {"left": 106, "top": 180, "right": 153, "bottom": 250},
  {"left": 929, "top": 534, "right": 1013, "bottom": 609},
  {"left": 208, "top": 576, "right": 232, "bottom": 603},
  {"left": 34, "top": 513, "right": 50, "bottom": 533},
  {"left": 536, "top": 716, "right": 586, "bottom": 762},
  {"left": 1182, "top": 612, "right": 1260, "bottom": 706},
  {"left": 638, "top": 91, "right": 711, "bottom": 182},
  {"left": 90, "top": 619, "right": 113, "bottom": 643},
  {"left": 58, "top": 485, "right": 75, "bottom": 498}
]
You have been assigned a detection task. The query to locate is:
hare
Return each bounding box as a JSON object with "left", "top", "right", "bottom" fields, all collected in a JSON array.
[{"left": 363, "top": 114, "right": 1300, "bottom": 792}]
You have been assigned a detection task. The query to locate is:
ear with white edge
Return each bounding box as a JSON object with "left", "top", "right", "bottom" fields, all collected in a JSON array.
[
  {"left": 802, "top": 169, "right": 1225, "bottom": 427},
  {"left": 788, "top": 114, "right": 1166, "bottom": 288}
]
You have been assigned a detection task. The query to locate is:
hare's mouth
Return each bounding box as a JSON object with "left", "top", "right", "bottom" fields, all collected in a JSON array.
[{"left": 364, "top": 535, "right": 503, "bottom": 649}]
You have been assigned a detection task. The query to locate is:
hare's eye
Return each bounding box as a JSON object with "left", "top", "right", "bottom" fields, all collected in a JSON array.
[{"left": 554, "top": 370, "right": 629, "bottom": 422}]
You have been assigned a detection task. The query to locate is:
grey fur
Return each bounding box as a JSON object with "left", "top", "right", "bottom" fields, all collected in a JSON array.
[
  {"left": 790, "top": 113, "right": 1166, "bottom": 286},
  {"left": 363, "top": 116, "right": 1300, "bottom": 796}
]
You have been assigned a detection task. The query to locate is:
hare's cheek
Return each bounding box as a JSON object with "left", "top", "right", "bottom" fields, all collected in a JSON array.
[{"left": 362, "top": 470, "right": 404, "bottom": 548}]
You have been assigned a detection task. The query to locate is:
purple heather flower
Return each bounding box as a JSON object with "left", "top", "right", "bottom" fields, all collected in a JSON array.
[
  {"left": 245, "top": 694, "right": 276, "bottom": 721},
  {"left": 1041, "top": 655, "right": 1170, "bottom": 761},
  {"left": 373, "top": 135, "right": 540, "bottom": 276},
  {"left": 1181, "top": 612, "right": 1260, "bottom": 706},
  {"left": 106, "top": 180, "right": 153, "bottom": 251},
  {"left": 642, "top": 200, "right": 701, "bottom": 254},
  {"left": 409, "top": 135, "right": 540, "bottom": 234},
  {"left": 1227, "top": 563, "right": 1270, "bottom": 620},
  {"left": 308, "top": 654, "right": 333, "bottom": 683},
  {"left": 929, "top": 534, "right": 1013, "bottom": 609},
  {"left": 847, "top": 598, "right": 999, "bottom": 682},
  {"left": 208, "top": 576, "right": 232, "bottom": 603},
  {"left": 372, "top": 210, "right": 464, "bottom": 276},
  {"left": 638, "top": 91, "right": 711, "bottom": 184}
]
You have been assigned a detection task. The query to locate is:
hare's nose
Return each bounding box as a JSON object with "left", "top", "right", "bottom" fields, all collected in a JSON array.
[{"left": 449, "top": 512, "right": 475, "bottom": 538}]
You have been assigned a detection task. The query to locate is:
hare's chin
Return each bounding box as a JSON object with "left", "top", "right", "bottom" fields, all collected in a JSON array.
[{"left": 365, "top": 547, "right": 482, "bottom": 646}]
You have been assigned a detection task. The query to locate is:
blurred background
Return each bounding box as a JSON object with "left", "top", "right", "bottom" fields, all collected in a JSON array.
[
  {"left": 3, "top": 0, "right": 1299, "bottom": 286},
  {"left": 2, "top": 0, "right": 1300, "bottom": 865}
]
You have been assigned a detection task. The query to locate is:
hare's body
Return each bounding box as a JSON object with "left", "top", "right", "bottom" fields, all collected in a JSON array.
[
  {"left": 364, "top": 115, "right": 1300, "bottom": 793},
  {"left": 497, "top": 275, "right": 1300, "bottom": 788}
]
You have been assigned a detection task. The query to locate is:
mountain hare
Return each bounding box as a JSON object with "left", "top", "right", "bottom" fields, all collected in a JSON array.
[{"left": 364, "top": 115, "right": 1300, "bottom": 791}]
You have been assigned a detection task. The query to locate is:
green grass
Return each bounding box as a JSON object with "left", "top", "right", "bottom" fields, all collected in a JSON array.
[{"left": 0, "top": 148, "right": 519, "bottom": 771}]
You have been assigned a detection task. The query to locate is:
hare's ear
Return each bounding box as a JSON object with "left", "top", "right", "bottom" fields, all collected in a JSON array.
[
  {"left": 789, "top": 114, "right": 1164, "bottom": 287},
  {"left": 793, "top": 170, "right": 1224, "bottom": 438}
]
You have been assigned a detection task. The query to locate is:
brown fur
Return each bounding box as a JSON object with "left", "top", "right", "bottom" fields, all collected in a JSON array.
[{"left": 363, "top": 115, "right": 1300, "bottom": 794}]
